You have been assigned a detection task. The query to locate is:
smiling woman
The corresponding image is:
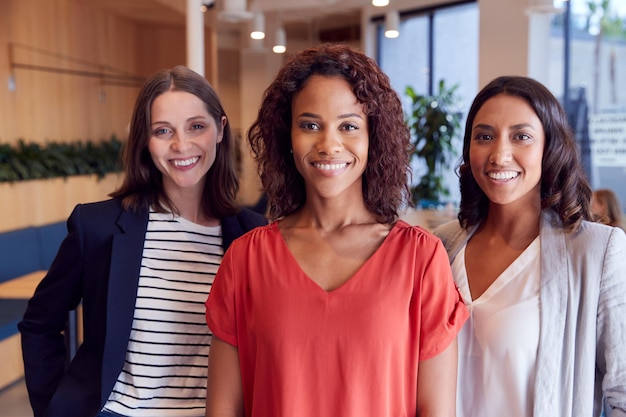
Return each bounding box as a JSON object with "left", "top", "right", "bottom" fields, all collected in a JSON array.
[
  {"left": 434, "top": 75, "right": 626, "bottom": 417},
  {"left": 18, "top": 65, "right": 266, "bottom": 417},
  {"left": 205, "top": 43, "right": 468, "bottom": 417},
  {"left": 147, "top": 90, "right": 226, "bottom": 218}
]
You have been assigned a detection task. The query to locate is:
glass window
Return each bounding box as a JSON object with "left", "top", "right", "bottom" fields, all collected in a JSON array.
[
  {"left": 545, "top": 0, "right": 626, "bottom": 211},
  {"left": 378, "top": 15, "right": 430, "bottom": 98},
  {"left": 376, "top": 2, "right": 479, "bottom": 206}
]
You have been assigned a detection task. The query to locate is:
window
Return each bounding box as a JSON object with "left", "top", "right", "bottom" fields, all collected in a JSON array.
[{"left": 376, "top": 1, "right": 478, "bottom": 206}]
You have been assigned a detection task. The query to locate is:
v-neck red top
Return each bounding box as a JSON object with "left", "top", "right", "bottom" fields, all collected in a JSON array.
[{"left": 206, "top": 220, "right": 468, "bottom": 417}]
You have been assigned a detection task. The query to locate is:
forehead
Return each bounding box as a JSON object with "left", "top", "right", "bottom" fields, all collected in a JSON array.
[
  {"left": 473, "top": 94, "right": 540, "bottom": 126},
  {"left": 292, "top": 75, "right": 362, "bottom": 112}
]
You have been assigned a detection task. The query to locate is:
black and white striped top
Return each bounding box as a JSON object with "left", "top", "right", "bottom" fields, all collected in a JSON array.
[{"left": 103, "top": 210, "right": 223, "bottom": 416}]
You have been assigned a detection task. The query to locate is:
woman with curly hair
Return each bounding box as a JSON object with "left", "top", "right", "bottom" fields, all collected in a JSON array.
[
  {"left": 434, "top": 76, "right": 626, "bottom": 417},
  {"left": 205, "top": 43, "right": 468, "bottom": 417}
]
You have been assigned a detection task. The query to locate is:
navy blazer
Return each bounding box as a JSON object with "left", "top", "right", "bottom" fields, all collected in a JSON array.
[{"left": 18, "top": 198, "right": 266, "bottom": 417}]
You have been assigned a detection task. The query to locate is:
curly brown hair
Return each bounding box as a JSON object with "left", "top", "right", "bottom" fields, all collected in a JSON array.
[
  {"left": 110, "top": 65, "right": 239, "bottom": 218},
  {"left": 457, "top": 75, "right": 591, "bottom": 231},
  {"left": 248, "top": 43, "right": 411, "bottom": 223}
]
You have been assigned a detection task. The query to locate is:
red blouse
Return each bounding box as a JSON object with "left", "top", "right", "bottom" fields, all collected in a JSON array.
[{"left": 206, "top": 220, "right": 468, "bottom": 417}]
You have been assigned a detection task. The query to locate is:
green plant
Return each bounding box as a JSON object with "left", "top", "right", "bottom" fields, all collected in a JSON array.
[
  {"left": 405, "top": 80, "right": 462, "bottom": 207},
  {"left": 0, "top": 135, "right": 123, "bottom": 183}
]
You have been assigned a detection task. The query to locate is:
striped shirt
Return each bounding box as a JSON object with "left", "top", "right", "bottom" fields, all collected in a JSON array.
[{"left": 103, "top": 210, "right": 222, "bottom": 416}]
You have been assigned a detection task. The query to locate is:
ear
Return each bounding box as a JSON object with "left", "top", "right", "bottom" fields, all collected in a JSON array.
[{"left": 217, "top": 115, "right": 227, "bottom": 143}]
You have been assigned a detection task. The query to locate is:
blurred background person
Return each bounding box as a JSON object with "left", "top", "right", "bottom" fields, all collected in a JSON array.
[{"left": 591, "top": 188, "right": 624, "bottom": 229}]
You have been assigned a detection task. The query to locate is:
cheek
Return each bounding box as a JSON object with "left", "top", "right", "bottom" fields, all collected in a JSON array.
[
  {"left": 147, "top": 139, "right": 160, "bottom": 161},
  {"left": 468, "top": 148, "right": 483, "bottom": 178}
]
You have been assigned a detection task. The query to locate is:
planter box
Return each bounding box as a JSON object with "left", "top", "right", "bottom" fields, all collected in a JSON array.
[{"left": 0, "top": 173, "right": 123, "bottom": 233}]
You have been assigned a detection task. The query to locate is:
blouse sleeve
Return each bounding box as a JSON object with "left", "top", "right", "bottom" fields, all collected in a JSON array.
[
  {"left": 597, "top": 228, "right": 626, "bottom": 415},
  {"left": 417, "top": 237, "right": 469, "bottom": 361},
  {"left": 206, "top": 246, "right": 239, "bottom": 347}
]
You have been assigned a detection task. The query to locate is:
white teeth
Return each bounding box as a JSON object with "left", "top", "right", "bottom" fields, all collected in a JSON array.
[
  {"left": 173, "top": 157, "right": 199, "bottom": 167},
  {"left": 488, "top": 171, "right": 519, "bottom": 180},
  {"left": 314, "top": 163, "right": 347, "bottom": 170}
]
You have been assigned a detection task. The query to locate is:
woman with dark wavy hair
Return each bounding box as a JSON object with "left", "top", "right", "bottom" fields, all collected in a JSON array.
[
  {"left": 434, "top": 75, "right": 626, "bottom": 417},
  {"left": 19, "top": 66, "right": 266, "bottom": 417},
  {"left": 205, "top": 43, "right": 468, "bottom": 417}
]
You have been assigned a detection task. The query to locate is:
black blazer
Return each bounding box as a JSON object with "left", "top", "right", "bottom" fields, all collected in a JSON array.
[{"left": 18, "top": 198, "right": 266, "bottom": 417}]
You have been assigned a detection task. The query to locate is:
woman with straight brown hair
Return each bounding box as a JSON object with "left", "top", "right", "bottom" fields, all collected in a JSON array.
[{"left": 19, "top": 65, "right": 266, "bottom": 417}]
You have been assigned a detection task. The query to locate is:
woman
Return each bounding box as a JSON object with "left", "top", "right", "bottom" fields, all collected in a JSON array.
[
  {"left": 434, "top": 76, "right": 626, "bottom": 417},
  {"left": 591, "top": 188, "right": 624, "bottom": 229},
  {"left": 18, "top": 66, "right": 266, "bottom": 417},
  {"left": 205, "top": 43, "right": 468, "bottom": 417}
]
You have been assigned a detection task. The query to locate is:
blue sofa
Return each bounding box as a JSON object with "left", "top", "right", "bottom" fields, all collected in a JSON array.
[{"left": 0, "top": 221, "right": 67, "bottom": 341}]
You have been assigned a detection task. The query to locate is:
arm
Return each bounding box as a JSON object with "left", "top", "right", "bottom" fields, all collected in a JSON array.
[
  {"left": 18, "top": 207, "right": 84, "bottom": 417},
  {"left": 417, "top": 338, "right": 458, "bottom": 417},
  {"left": 206, "top": 336, "right": 244, "bottom": 417},
  {"left": 598, "top": 228, "right": 626, "bottom": 416}
]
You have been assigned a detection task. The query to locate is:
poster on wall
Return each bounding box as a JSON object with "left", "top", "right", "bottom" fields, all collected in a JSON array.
[{"left": 589, "top": 113, "right": 626, "bottom": 211}]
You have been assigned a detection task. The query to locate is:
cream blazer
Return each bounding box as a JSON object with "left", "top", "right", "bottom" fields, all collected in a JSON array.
[{"left": 434, "top": 210, "right": 626, "bottom": 417}]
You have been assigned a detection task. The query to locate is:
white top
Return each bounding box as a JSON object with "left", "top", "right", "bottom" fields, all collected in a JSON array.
[
  {"left": 104, "top": 210, "right": 223, "bottom": 417},
  {"left": 452, "top": 237, "right": 541, "bottom": 417}
]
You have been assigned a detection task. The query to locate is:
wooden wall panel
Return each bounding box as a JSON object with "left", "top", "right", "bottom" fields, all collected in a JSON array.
[{"left": 0, "top": 0, "right": 145, "bottom": 145}]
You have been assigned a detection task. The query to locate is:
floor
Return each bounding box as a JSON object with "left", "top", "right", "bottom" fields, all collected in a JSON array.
[{"left": 0, "top": 379, "right": 32, "bottom": 417}]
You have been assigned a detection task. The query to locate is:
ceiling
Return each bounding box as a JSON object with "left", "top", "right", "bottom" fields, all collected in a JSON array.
[{"left": 77, "top": 0, "right": 364, "bottom": 33}]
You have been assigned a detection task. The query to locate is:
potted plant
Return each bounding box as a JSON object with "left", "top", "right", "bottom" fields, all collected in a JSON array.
[{"left": 405, "top": 79, "right": 462, "bottom": 208}]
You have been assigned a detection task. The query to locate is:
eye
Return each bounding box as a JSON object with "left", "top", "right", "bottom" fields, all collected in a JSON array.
[
  {"left": 299, "top": 121, "right": 320, "bottom": 131},
  {"left": 514, "top": 132, "right": 532, "bottom": 141},
  {"left": 153, "top": 127, "right": 172, "bottom": 137},
  {"left": 190, "top": 123, "right": 205, "bottom": 130},
  {"left": 473, "top": 132, "right": 492, "bottom": 141},
  {"left": 341, "top": 122, "right": 359, "bottom": 132}
]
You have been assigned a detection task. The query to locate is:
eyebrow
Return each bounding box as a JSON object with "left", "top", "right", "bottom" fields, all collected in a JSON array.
[
  {"left": 151, "top": 115, "right": 208, "bottom": 126},
  {"left": 296, "top": 112, "right": 364, "bottom": 120},
  {"left": 473, "top": 122, "right": 536, "bottom": 130}
]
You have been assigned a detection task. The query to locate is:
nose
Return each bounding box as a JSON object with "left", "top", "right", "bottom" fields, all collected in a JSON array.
[
  {"left": 171, "top": 132, "right": 192, "bottom": 153},
  {"left": 315, "top": 130, "right": 342, "bottom": 155},
  {"left": 489, "top": 138, "right": 512, "bottom": 165}
]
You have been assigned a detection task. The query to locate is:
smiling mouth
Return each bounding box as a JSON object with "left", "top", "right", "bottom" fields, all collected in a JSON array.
[
  {"left": 313, "top": 162, "right": 348, "bottom": 170},
  {"left": 172, "top": 157, "right": 199, "bottom": 167},
  {"left": 487, "top": 171, "right": 520, "bottom": 180}
]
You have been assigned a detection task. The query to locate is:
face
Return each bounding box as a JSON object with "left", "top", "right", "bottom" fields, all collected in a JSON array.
[
  {"left": 291, "top": 75, "right": 369, "bottom": 201},
  {"left": 148, "top": 90, "right": 225, "bottom": 199},
  {"left": 590, "top": 193, "right": 606, "bottom": 216},
  {"left": 469, "top": 94, "right": 545, "bottom": 207}
]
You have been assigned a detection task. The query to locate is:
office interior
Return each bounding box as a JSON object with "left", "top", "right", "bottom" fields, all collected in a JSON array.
[{"left": 1, "top": 0, "right": 625, "bottom": 414}]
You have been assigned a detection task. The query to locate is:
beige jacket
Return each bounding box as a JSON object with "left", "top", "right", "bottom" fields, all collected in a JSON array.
[{"left": 434, "top": 210, "right": 626, "bottom": 417}]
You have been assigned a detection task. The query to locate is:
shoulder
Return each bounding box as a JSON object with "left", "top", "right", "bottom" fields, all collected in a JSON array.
[
  {"left": 393, "top": 220, "right": 446, "bottom": 249},
  {"left": 222, "top": 222, "right": 278, "bottom": 259},
  {"left": 69, "top": 197, "right": 141, "bottom": 224},
  {"left": 543, "top": 216, "right": 626, "bottom": 261},
  {"left": 68, "top": 198, "right": 148, "bottom": 229},
  {"left": 232, "top": 222, "right": 276, "bottom": 244},
  {"left": 432, "top": 219, "right": 464, "bottom": 242},
  {"left": 567, "top": 220, "right": 626, "bottom": 252}
]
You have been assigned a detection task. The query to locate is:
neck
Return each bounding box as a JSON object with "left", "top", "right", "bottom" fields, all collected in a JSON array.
[{"left": 482, "top": 201, "right": 541, "bottom": 249}]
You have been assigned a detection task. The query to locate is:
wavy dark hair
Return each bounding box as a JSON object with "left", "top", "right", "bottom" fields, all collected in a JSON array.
[
  {"left": 457, "top": 75, "right": 591, "bottom": 231},
  {"left": 248, "top": 43, "right": 411, "bottom": 223},
  {"left": 110, "top": 65, "right": 239, "bottom": 218}
]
